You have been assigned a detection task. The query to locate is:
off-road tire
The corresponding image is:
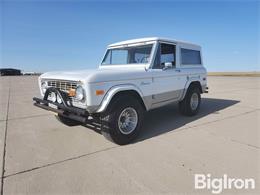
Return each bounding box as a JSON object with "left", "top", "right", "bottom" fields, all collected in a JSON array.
[
  {"left": 101, "top": 95, "right": 144, "bottom": 145},
  {"left": 179, "top": 86, "right": 201, "bottom": 116},
  {"left": 56, "top": 114, "right": 81, "bottom": 126}
]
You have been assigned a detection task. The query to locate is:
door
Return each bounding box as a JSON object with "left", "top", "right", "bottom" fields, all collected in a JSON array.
[{"left": 151, "top": 42, "right": 184, "bottom": 105}]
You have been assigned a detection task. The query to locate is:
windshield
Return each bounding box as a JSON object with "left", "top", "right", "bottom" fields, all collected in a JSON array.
[{"left": 101, "top": 44, "right": 153, "bottom": 65}]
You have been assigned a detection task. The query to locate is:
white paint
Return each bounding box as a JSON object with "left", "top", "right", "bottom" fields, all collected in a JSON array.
[{"left": 39, "top": 37, "right": 207, "bottom": 113}]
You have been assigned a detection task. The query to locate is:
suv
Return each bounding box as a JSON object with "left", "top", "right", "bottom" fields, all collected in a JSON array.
[{"left": 33, "top": 37, "right": 208, "bottom": 145}]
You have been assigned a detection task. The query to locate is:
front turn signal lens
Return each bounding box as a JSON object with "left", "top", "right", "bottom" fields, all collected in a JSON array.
[
  {"left": 96, "top": 90, "right": 105, "bottom": 96},
  {"left": 68, "top": 88, "right": 76, "bottom": 97}
]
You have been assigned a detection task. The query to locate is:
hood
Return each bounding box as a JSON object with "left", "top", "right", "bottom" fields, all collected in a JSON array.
[
  {"left": 40, "top": 69, "right": 101, "bottom": 82},
  {"left": 40, "top": 66, "right": 149, "bottom": 83}
]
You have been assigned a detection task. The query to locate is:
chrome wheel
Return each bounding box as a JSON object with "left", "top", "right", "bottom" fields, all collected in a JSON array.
[
  {"left": 190, "top": 93, "right": 199, "bottom": 110},
  {"left": 118, "top": 107, "right": 138, "bottom": 135}
]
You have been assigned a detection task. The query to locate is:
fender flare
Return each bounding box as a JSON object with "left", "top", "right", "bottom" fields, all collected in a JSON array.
[
  {"left": 96, "top": 84, "right": 147, "bottom": 113},
  {"left": 179, "top": 76, "right": 203, "bottom": 101}
]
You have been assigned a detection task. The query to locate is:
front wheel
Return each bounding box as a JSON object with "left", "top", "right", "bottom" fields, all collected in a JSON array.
[
  {"left": 101, "top": 95, "right": 144, "bottom": 145},
  {"left": 179, "top": 87, "right": 201, "bottom": 116}
]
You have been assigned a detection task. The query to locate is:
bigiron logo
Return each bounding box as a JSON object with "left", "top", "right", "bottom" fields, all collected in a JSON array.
[{"left": 194, "top": 174, "right": 255, "bottom": 194}]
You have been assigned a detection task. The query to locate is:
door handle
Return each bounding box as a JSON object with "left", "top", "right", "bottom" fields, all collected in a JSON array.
[{"left": 175, "top": 69, "right": 181, "bottom": 72}]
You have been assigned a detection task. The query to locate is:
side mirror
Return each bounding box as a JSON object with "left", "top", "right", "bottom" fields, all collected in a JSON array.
[{"left": 163, "top": 62, "right": 173, "bottom": 70}]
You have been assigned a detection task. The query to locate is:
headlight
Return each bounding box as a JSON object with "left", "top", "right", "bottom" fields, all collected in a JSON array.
[
  {"left": 41, "top": 81, "right": 47, "bottom": 94},
  {"left": 57, "top": 94, "right": 62, "bottom": 104},
  {"left": 75, "top": 86, "right": 84, "bottom": 101},
  {"left": 48, "top": 92, "right": 56, "bottom": 102}
]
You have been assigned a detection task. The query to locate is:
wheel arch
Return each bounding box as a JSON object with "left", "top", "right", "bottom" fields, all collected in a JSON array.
[
  {"left": 188, "top": 81, "right": 202, "bottom": 93},
  {"left": 96, "top": 85, "right": 147, "bottom": 113},
  {"left": 180, "top": 80, "right": 203, "bottom": 101}
]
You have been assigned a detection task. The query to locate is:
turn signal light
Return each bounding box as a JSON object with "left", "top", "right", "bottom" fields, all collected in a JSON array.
[
  {"left": 96, "top": 90, "right": 105, "bottom": 96},
  {"left": 68, "top": 89, "right": 76, "bottom": 97}
]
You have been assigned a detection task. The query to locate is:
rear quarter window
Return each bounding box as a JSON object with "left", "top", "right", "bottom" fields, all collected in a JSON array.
[{"left": 181, "top": 48, "right": 201, "bottom": 65}]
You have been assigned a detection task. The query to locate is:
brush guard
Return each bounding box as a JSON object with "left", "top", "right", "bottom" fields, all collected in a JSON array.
[{"left": 33, "top": 87, "right": 89, "bottom": 123}]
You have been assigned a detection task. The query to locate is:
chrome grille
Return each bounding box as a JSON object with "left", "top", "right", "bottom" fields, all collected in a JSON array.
[{"left": 47, "top": 80, "right": 78, "bottom": 92}]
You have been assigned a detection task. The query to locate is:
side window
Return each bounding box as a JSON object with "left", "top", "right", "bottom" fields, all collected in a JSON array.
[
  {"left": 181, "top": 48, "right": 201, "bottom": 65},
  {"left": 161, "top": 43, "right": 175, "bottom": 66},
  {"left": 153, "top": 43, "right": 176, "bottom": 69}
]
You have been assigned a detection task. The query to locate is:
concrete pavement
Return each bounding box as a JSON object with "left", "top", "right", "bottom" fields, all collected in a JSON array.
[{"left": 0, "top": 76, "right": 259, "bottom": 194}]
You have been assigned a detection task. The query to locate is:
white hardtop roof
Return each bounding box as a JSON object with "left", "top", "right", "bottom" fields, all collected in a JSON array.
[{"left": 108, "top": 37, "right": 200, "bottom": 47}]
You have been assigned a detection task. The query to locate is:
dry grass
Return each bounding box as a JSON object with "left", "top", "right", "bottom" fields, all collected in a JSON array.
[{"left": 208, "top": 72, "right": 260, "bottom": 77}]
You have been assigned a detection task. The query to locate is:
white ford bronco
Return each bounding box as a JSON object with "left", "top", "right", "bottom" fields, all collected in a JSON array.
[{"left": 33, "top": 37, "right": 208, "bottom": 145}]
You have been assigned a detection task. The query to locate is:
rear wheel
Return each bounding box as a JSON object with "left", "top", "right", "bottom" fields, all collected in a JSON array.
[
  {"left": 101, "top": 95, "right": 144, "bottom": 145},
  {"left": 179, "top": 86, "right": 201, "bottom": 116}
]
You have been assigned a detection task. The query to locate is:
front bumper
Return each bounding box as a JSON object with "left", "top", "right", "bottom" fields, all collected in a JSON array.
[{"left": 33, "top": 87, "right": 89, "bottom": 123}]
